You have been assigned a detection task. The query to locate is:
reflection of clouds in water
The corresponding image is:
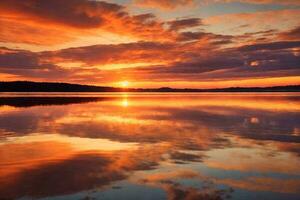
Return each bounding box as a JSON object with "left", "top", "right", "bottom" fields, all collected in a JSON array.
[
  {"left": 0, "top": 94, "right": 300, "bottom": 199},
  {"left": 0, "top": 94, "right": 299, "bottom": 156},
  {"left": 137, "top": 170, "right": 234, "bottom": 200},
  {"left": 0, "top": 152, "right": 126, "bottom": 198},
  {"left": 0, "top": 140, "right": 163, "bottom": 198},
  {"left": 217, "top": 177, "right": 300, "bottom": 194},
  {"left": 0, "top": 94, "right": 299, "bottom": 155}
]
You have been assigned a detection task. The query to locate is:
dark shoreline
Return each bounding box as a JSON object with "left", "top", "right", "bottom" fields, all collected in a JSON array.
[{"left": 1, "top": 81, "right": 300, "bottom": 92}]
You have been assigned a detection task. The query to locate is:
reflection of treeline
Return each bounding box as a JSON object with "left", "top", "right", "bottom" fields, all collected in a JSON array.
[
  {"left": 1, "top": 81, "right": 300, "bottom": 92},
  {"left": 0, "top": 97, "right": 112, "bottom": 107},
  {"left": 200, "top": 85, "right": 300, "bottom": 92},
  {"left": 0, "top": 81, "right": 120, "bottom": 92}
]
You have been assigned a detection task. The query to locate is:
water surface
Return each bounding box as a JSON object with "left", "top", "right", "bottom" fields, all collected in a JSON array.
[{"left": 0, "top": 93, "right": 299, "bottom": 200}]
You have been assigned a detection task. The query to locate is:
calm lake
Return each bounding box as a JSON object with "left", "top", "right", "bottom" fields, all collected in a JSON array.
[{"left": 0, "top": 93, "right": 299, "bottom": 200}]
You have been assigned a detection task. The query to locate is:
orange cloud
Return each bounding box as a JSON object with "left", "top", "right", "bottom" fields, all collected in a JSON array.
[
  {"left": 0, "top": 0, "right": 175, "bottom": 48},
  {"left": 0, "top": 15, "right": 76, "bottom": 46},
  {"left": 134, "top": 0, "right": 194, "bottom": 10}
]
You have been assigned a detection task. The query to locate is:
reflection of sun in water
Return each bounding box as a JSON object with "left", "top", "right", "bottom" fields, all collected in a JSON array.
[
  {"left": 121, "top": 94, "right": 129, "bottom": 107},
  {"left": 122, "top": 98, "right": 129, "bottom": 107},
  {"left": 120, "top": 81, "right": 129, "bottom": 88}
]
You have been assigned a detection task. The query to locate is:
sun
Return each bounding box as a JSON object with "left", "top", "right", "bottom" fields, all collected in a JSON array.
[{"left": 120, "top": 80, "right": 130, "bottom": 88}]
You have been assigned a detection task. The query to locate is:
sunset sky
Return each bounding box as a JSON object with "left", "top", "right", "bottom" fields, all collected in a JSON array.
[{"left": 0, "top": 0, "right": 299, "bottom": 88}]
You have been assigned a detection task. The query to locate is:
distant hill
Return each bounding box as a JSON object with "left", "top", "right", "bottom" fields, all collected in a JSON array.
[{"left": 0, "top": 81, "right": 300, "bottom": 92}]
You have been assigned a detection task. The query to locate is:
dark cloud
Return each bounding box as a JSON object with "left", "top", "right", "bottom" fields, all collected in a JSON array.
[
  {"left": 48, "top": 41, "right": 176, "bottom": 65},
  {"left": 279, "top": 26, "right": 300, "bottom": 40},
  {"left": 177, "top": 31, "right": 209, "bottom": 41},
  {"left": 169, "top": 151, "right": 206, "bottom": 163},
  {"left": 177, "top": 31, "right": 233, "bottom": 43},
  {"left": 167, "top": 18, "right": 202, "bottom": 31},
  {"left": 244, "top": 29, "right": 278, "bottom": 37},
  {"left": 0, "top": 48, "right": 45, "bottom": 69},
  {"left": 0, "top": 0, "right": 124, "bottom": 28},
  {"left": 238, "top": 41, "right": 300, "bottom": 52},
  {"left": 133, "top": 50, "right": 245, "bottom": 76},
  {"left": 0, "top": 48, "right": 67, "bottom": 78}
]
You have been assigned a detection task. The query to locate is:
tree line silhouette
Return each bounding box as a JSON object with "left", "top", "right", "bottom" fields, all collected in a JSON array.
[{"left": 1, "top": 81, "right": 299, "bottom": 92}]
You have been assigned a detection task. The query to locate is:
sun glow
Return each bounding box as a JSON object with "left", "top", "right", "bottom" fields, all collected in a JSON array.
[{"left": 120, "top": 81, "right": 130, "bottom": 88}]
